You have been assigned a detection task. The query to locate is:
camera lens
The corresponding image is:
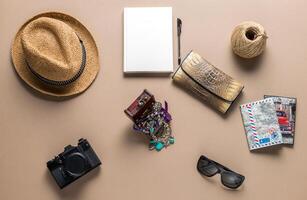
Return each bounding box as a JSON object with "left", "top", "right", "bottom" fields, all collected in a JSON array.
[{"left": 64, "top": 153, "right": 87, "bottom": 176}]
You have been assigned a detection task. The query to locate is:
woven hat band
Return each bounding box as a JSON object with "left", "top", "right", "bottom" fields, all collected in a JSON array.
[{"left": 26, "top": 38, "right": 86, "bottom": 86}]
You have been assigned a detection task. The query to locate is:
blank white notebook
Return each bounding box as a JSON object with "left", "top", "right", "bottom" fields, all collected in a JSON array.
[{"left": 124, "top": 7, "right": 173, "bottom": 73}]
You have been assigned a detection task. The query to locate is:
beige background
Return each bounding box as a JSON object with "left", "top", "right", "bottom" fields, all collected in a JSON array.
[{"left": 1, "top": 0, "right": 306, "bottom": 199}]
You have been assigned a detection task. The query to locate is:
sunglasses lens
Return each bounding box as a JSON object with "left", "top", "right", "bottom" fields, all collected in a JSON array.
[
  {"left": 197, "top": 157, "right": 219, "bottom": 176},
  {"left": 221, "top": 171, "right": 245, "bottom": 189}
]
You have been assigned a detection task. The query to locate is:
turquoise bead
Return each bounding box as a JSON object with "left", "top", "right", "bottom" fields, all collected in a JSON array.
[
  {"left": 150, "top": 127, "right": 154, "bottom": 133},
  {"left": 155, "top": 142, "right": 164, "bottom": 151},
  {"left": 169, "top": 137, "right": 175, "bottom": 144}
]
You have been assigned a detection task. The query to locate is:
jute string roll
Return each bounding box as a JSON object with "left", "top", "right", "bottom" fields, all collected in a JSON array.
[{"left": 231, "top": 21, "right": 267, "bottom": 59}]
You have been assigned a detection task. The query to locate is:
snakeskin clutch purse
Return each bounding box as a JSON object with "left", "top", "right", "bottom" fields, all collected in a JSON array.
[{"left": 172, "top": 51, "right": 244, "bottom": 114}]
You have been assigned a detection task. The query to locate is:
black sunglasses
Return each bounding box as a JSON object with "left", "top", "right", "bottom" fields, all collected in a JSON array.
[{"left": 197, "top": 155, "right": 245, "bottom": 189}]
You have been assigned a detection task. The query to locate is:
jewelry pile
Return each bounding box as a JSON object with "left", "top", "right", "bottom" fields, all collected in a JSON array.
[{"left": 133, "top": 101, "right": 174, "bottom": 151}]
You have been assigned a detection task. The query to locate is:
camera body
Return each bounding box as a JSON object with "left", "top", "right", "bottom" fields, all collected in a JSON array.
[{"left": 47, "top": 138, "right": 101, "bottom": 189}]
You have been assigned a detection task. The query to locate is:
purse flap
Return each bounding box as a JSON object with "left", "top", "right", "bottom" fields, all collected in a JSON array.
[{"left": 180, "top": 51, "right": 244, "bottom": 102}]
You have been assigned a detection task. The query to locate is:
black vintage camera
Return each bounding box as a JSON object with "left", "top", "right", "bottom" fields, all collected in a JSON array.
[{"left": 47, "top": 138, "right": 101, "bottom": 189}]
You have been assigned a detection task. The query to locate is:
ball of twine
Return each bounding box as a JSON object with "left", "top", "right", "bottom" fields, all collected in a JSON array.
[{"left": 231, "top": 21, "right": 268, "bottom": 59}]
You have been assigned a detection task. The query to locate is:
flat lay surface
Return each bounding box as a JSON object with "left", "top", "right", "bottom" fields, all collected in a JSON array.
[{"left": 0, "top": 0, "right": 307, "bottom": 200}]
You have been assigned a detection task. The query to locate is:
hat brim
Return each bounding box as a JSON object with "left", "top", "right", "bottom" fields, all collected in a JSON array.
[{"left": 11, "top": 12, "right": 100, "bottom": 98}]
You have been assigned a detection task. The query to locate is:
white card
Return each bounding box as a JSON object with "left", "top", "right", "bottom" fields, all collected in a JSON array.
[{"left": 124, "top": 7, "right": 173, "bottom": 73}]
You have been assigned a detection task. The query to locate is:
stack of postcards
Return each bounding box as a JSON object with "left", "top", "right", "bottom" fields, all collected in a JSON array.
[{"left": 240, "top": 96, "right": 296, "bottom": 151}]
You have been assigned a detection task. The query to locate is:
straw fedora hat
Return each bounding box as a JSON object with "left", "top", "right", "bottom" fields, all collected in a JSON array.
[{"left": 11, "top": 12, "right": 100, "bottom": 98}]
